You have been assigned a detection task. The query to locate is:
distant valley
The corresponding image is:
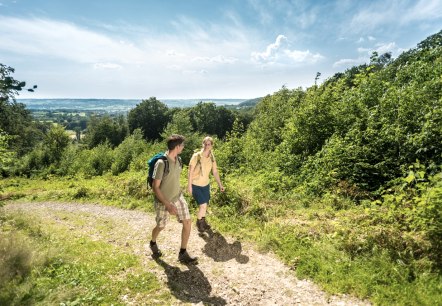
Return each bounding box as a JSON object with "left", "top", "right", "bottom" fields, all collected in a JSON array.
[{"left": 18, "top": 98, "right": 258, "bottom": 113}]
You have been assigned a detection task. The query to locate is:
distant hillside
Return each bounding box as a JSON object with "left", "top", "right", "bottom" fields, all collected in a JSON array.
[{"left": 237, "top": 97, "right": 263, "bottom": 107}]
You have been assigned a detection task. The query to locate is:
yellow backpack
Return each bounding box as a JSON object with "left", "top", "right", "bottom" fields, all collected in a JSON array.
[{"left": 194, "top": 150, "right": 214, "bottom": 176}]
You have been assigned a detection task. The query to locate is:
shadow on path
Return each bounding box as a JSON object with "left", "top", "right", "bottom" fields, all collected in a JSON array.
[
  {"left": 199, "top": 229, "right": 249, "bottom": 263},
  {"left": 153, "top": 256, "right": 226, "bottom": 305}
]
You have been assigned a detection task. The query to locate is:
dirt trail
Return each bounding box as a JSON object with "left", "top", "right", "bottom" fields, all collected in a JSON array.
[{"left": 4, "top": 202, "right": 369, "bottom": 305}]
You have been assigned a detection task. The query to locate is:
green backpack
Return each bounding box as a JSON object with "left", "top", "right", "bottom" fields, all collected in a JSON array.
[{"left": 147, "top": 153, "right": 182, "bottom": 188}]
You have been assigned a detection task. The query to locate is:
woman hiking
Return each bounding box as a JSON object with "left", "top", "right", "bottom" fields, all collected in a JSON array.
[{"left": 187, "top": 136, "right": 225, "bottom": 232}]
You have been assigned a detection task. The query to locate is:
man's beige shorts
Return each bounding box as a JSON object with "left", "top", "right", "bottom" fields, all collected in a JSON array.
[{"left": 154, "top": 194, "right": 190, "bottom": 227}]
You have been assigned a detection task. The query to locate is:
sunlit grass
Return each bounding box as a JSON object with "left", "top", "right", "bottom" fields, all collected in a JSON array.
[
  {"left": 208, "top": 175, "right": 442, "bottom": 305},
  {"left": 1, "top": 173, "right": 441, "bottom": 305},
  {"left": 0, "top": 208, "right": 170, "bottom": 305},
  {"left": 0, "top": 172, "right": 154, "bottom": 211}
]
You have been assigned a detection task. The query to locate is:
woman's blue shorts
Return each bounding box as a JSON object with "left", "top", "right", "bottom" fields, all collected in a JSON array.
[{"left": 192, "top": 184, "right": 210, "bottom": 205}]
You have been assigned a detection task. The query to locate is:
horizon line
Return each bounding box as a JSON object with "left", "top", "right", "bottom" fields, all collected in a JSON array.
[{"left": 17, "top": 97, "right": 254, "bottom": 100}]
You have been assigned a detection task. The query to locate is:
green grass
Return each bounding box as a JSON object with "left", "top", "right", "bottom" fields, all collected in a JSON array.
[
  {"left": 0, "top": 207, "right": 170, "bottom": 305},
  {"left": 0, "top": 172, "right": 153, "bottom": 211},
  {"left": 208, "top": 176, "right": 442, "bottom": 305},
  {"left": 1, "top": 173, "right": 441, "bottom": 305},
  {"left": 207, "top": 204, "right": 442, "bottom": 305}
]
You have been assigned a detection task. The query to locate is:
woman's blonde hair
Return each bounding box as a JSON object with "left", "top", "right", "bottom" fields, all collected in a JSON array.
[{"left": 202, "top": 136, "right": 214, "bottom": 148}]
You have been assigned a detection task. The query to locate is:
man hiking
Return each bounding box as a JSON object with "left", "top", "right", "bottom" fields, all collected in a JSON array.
[{"left": 149, "top": 134, "right": 198, "bottom": 264}]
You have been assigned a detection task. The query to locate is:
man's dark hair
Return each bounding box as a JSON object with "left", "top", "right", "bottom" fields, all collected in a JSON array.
[{"left": 167, "top": 134, "right": 185, "bottom": 150}]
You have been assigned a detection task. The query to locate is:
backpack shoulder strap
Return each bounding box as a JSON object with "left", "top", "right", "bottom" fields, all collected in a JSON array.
[{"left": 159, "top": 155, "right": 169, "bottom": 174}]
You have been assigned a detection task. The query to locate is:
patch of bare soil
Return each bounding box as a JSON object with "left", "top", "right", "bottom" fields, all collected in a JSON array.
[{"left": 3, "top": 202, "right": 370, "bottom": 305}]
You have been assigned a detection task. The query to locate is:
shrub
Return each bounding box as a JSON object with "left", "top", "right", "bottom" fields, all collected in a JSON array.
[
  {"left": 73, "top": 186, "right": 88, "bottom": 199},
  {"left": 81, "top": 143, "right": 114, "bottom": 176},
  {"left": 372, "top": 162, "right": 442, "bottom": 269},
  {"left": 111, "top": 129, "right": 146, "bottom": 175}
]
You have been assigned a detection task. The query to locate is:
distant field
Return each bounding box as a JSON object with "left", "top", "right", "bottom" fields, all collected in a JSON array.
[{"left": 18, "top": 98, "right": 247, "bottom": 113}]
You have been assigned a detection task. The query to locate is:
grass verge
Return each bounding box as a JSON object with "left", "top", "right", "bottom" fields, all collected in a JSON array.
[
  {"left": 0, "top": 203, "right": 170, "bottom": 305},
  {"left": 208, "top": 175, "right": 442, "bottom": 305}
]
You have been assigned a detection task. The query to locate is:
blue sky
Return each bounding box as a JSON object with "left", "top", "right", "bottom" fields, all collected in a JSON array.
[{"left": 1, "top": 0, "right": 441, "bottom": 99}]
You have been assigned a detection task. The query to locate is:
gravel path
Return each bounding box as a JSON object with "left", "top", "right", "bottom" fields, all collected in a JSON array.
[{"left": 4, "top": 202, "right": 369, "bottom": 306}]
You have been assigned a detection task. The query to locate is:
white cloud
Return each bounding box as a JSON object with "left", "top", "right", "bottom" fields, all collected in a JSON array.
[
  {"left": 333, "top": 58, "right": 366, "bottom": 68},
  {"left": 93, "top": 63, "right": 123, "bottom": 70},
  {"left": 404, "top": 0, "right": 442, "bottom": 22},
  {"left": 251, "top": 35, "right": 323, "bottom": 65},
  {"left": 192, "top": 55, "right": 238, "bottom": 64},
  {"left": 0, "top": 17, "right": 146, "bottom": 64},
  {"left": 166, "top": 65, "right": 181, "bottom": 71},
  {"left": 166, "top": 50, "right": 186, "bottom": 57},
  {"left": 358, "top": 42, "right": 398, "bottom": 56},
  {"left": 297, "top": 11, "right": 317, "bottom": 29},
  {"left": 374, "top": 42, "right": 397, "bottom": 55},
  {"left": 182, "top": 69, "right": 208, "bottom": 75},
  {"left": 251, "top": 35, "right": 288, "bottom": 61},
  {"left": 358, "top": 36, "right": 376, "bottom": 43},
  {"left": 284, "top": 50, "right": 324, "bottom": 63},
  {"left": 247, "top": 0, "right": 273, "bottom": 25},
  {"left": 0, "top": 16, "right": 249, "bottom": 79},
  {"left": 170, "top": 16, "right": 212, "bottom": 41},
  {"left": 334, "top": 41, "right": 398, "bottom": 68},
  {"left": 357, "top": 47, "right": 371, "bottom": 53},
  {"left": 350, "top": 0, "right": 442, "bottom": 32}
]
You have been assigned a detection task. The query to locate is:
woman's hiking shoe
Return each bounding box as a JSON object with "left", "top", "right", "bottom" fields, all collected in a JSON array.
[
  {"left": 150, "top": 241, "right": 162, "bottom": 257},
  {"left": 196, "top": 219, "right": 205, "bottom": 232},
  {"left": 196, "top": 217, "right": 211, "bottom": 232},
  {"left": 178, "top": 251, "right": 198, "bottom": 264},
  {"left": 202, "top": 217, "right": 211, "bottom": 230}
]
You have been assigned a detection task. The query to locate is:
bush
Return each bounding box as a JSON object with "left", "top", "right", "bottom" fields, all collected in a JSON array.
[
  {"left": 57, "top": 144, "right": 82, "bottom": 176},
  {"left": 80, "top": 143, "right": 114, "bottom": 176},
  {"left": 73, "top": 186, "right": 88, "bottom": 199},
  {"left": 374, "top": 163, "right": 442, "bottom": 269},
  {"left": 111, "top": 129, "right": 146, "bottom": 175},
  {"left": 16, "top": 144, "right": 51, "bottom": 176}
]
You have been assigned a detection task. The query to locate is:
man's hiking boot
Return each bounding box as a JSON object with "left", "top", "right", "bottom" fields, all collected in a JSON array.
[
  {"left": 178, "top": 250, "right": 198, "bottom": 264},
  {"left": 150, "top": 241, "right": 162, "bottom": 257}
]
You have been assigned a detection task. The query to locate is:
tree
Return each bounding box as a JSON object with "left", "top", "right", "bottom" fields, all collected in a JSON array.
[
  {"left": 111, "top": 129, "right": 147, "bottom": 175},
  {"left": 216, "top": 118, "right": 246, "bottom": 171},
  {"left": 127, "top": 97, "right": 170, "bottom": 141},
  {"left": 84, "top": 115, "right": 128, "bottom": 148},
  {"left": 187, "top": 102, "right": 236, "bottom": 138},
  {"left": 369, "top": 51, "right": 392, "bottom": 71},
  {"left": 0, "top": 64, "right": 37, "bottom": 103},
  {"left": 45, "top": 125, "right": 70, "bottom": 164},
  {"left": 161, "top": 110, "right": 201, "bottom": 163},
  {"left": 0, "top": 63, "right": 43, "bottom": 156},
  {"left": 0, "top": 129, "right": 15, "bottom": 176}
]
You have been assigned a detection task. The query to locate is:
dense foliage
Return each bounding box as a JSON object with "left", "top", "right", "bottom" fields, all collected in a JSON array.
[
  {"left": 127, "top": 97, "right": 171, "bottom": 141},
  {"left": 84, "top": 115, "right": 128, "bottom": 148},
  {"left": 218, "top": 30, "right": 442, "bottom": 197}
]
